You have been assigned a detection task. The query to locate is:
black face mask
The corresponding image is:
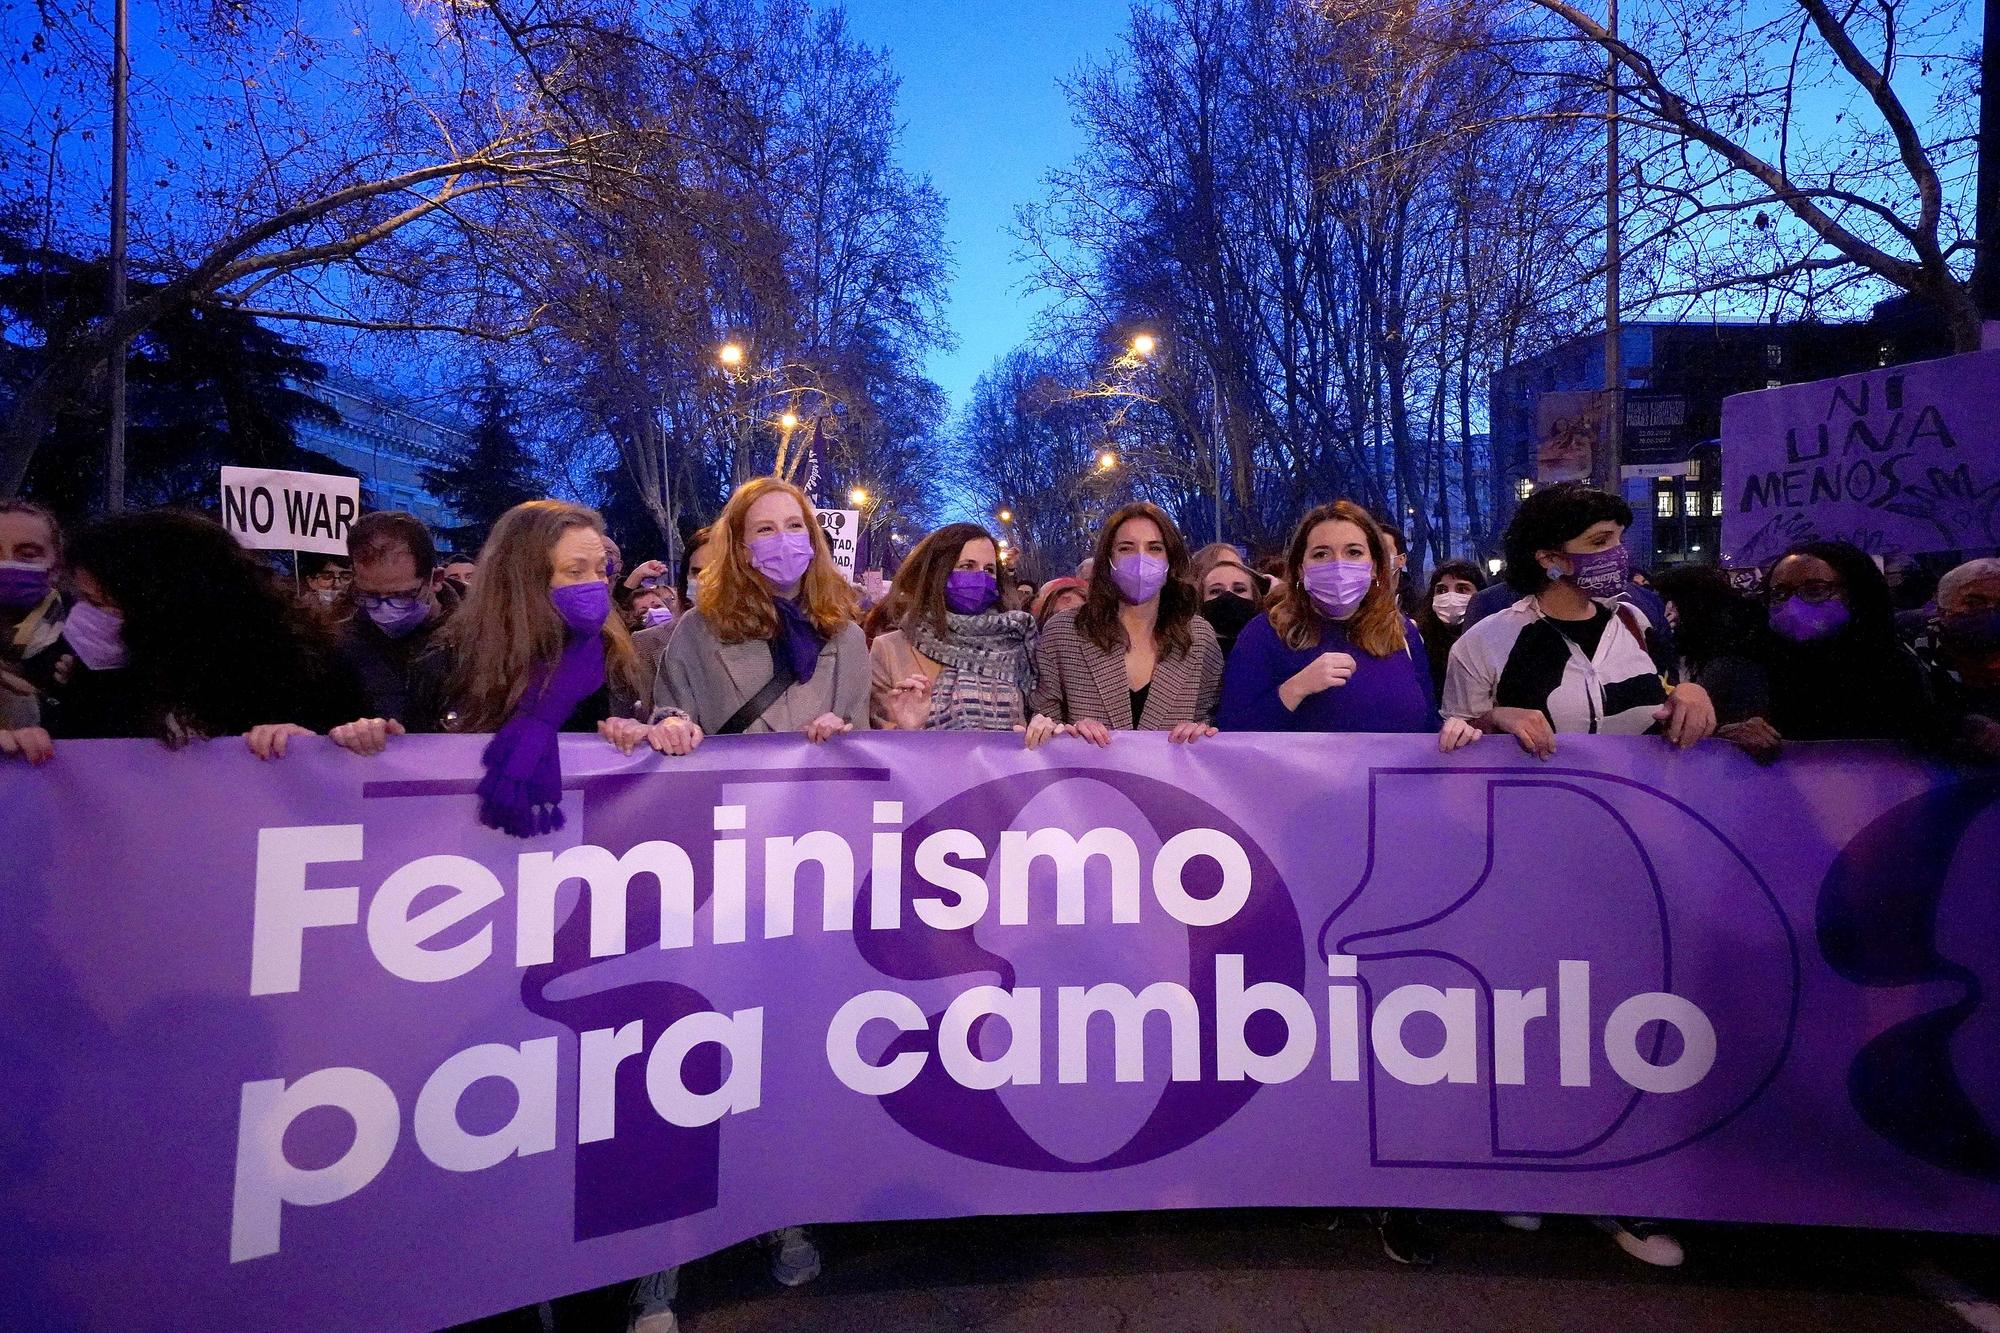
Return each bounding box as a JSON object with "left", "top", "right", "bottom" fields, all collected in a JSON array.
[{"left": 1201, "top": 591, "right": 1260, "bottom": 652}]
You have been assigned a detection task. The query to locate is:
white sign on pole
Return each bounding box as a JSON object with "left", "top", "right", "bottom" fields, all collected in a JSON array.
[
  {"left": 814, "top": 507, "right": 861, "bottom": 581},
  {"left": 220, "top": 466, "right": 362, "bottom": 556}
]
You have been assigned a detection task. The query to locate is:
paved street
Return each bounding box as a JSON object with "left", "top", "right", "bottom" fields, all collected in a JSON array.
[{"left": 643, "top": 1210, "right": 1998, "bottom": 1333}]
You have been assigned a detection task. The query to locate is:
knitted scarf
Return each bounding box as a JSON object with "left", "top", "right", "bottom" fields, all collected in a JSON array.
[
  {"left": 475, "top": 631, "right": 606, "bottom": 837},
  {"left": 907, "top": 609, "right": 1034, "bottom": 731}
]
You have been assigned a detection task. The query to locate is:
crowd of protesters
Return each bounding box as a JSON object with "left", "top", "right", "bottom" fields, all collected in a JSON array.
[{"left": 4, "top": 476, "right": 1999, "bottom": 1327}]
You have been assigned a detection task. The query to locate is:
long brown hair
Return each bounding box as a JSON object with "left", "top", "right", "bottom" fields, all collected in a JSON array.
[
  {"left": 1074, "top": 501, "right": 1199, "bottom": 660},
  {"left": 440, "top": 500, "right": 638, "bottom": 731},
  {"left": 1269, "top": 501, "right": 1406, "bottom": 657},
  {"left": 892, "top": 522, "right": 997, "bottom": 638},
  {"left": 695, "top": 476, "right": 857, "bottom": 643}
]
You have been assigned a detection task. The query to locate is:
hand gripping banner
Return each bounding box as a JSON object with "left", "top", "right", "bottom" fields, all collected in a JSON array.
[{"left": 3, "top": 734, "right": 1997, "bottom": 1330}]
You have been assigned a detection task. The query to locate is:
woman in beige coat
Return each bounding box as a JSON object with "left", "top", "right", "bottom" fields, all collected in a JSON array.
[{"left": 870, "top": 522, "right": 1035, "bottom": 732}]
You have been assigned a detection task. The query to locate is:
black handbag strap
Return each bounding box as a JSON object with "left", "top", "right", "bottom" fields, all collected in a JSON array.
[{"left": 716, "top": 640, "right": 798, "bottom": 735}]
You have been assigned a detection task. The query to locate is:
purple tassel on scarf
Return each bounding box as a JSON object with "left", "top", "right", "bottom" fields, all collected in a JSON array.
[{"left": 476, "top": 630, "right": 607, "bottom": 837}]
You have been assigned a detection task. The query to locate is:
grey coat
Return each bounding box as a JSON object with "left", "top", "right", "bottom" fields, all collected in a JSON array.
[{"left": 654, "top": 609, "right": 872, "bottom": 734}]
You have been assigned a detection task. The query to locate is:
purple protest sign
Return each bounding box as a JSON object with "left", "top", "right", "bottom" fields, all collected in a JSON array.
[
  {"left": 1721, "top": 348, "right": 2000, "bottom": 566},
  {"left": 4, "top": 733, "right": 1998, "bottom": 1331}
]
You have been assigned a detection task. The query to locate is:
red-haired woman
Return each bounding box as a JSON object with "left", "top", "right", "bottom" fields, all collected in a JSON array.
[
  {"left": 1217, "top": 501, "right": 1476, "bottom": 752},
  {"left": 326, "top": 500, "right": 650, "bottom": 837},
  {"left": 1026, "top": 501, "right": 1222, "bottom": 747},
  {"left": 649, "top": 476, "right": 867, "bottom": 750},
  {"left": 870, "top": 522, "right": 1034, "bottom": 730}
]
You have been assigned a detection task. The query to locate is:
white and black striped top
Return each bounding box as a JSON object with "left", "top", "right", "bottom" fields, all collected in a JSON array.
[{"left": 1442, "top": 595, "right": 1668, "bottom": 735}]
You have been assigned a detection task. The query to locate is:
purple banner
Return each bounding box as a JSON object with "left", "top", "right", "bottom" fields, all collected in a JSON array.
[
  {"left": 1721, "top": 348, "right": 2000, "bottom": 566},
  {"left": 5, "top": 734, "right": 1999, "bottom": 1330}
]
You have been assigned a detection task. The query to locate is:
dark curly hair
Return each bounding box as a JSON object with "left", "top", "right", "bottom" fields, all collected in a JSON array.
[
  {"left": 1772, "top": 540, "right": 1898, "bottom": 654},
  {"left": 66, "top": 509, "right": 352, "bottom": 743},
  {"left": 1651, "top": 564, "right": 1764, "bottom": 668},
  {"left": 1501, "top": 483, "right": 1634, "bottom": 595}
]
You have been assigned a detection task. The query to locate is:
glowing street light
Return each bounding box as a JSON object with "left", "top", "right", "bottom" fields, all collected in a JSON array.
[
  {"left": 997, "top": 508, "right": 1013, "bottom": 523},
  {"left": 849, "top": 486, "right": 870, "bottom": 506},
  {"left": 779, "top": 411, "right": 800, "bottom": 430},
  {"left": 717, "top": 342, "right": 745, "bottom": 368},
  {"left": 1130, "top": 333, "right": 1157, "bottom": 357},
  {"left": 1097, "top": 449, "right": 1118, "bottom": 472}
]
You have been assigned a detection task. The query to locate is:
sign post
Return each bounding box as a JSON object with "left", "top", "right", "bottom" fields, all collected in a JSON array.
[
  {"left": 814, "top": 507, "right": 861, "bottom": 581},
  {"left": 219, "top": 467, "right": 361, "bottom": 556},
  {"left": 1720, "top": 348, "right": 2000, "bottom": 566}
]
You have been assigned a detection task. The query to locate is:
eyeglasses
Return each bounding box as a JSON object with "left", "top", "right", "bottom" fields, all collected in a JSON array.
[
  {"left": 356, "top": 591, "right": 427, "bottom": 614},
  {"left": 1772, "top": 580, "right": 1842, "bottom": 605}
]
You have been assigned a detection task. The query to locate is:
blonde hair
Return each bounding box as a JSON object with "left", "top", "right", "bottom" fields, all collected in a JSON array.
[{"left": 695, "top": 476, "right": 858, "bottom": 643}]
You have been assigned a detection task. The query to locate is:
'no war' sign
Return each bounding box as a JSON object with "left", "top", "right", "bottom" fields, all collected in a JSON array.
[{"left": 220, "top": 467, "right": 361, "bottom": 556}]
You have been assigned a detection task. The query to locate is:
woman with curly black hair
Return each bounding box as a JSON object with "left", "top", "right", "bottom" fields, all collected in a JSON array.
[
  {"left": 43, "top": 509, "right": 362, "bottom": 754},
  {"left": 1758, "top": 539, "right": 1940, "bottom": 743}
]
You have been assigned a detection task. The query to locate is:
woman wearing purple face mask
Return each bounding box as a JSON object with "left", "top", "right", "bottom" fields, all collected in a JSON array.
[
  {"left": 1443, "top": 483, "right": 1715, "bottom": 769},
  {"left": 651, "top": 476, "right": 867, "bottom": 750},
  {"left": 32, "top": 510, "right": 366, "bottom": 762},
  {"left": 1751, "top": 540, "right": 1939, "bottom": 743},
  {"left": 0, "top": 499, "right": 68, "bottom": 760},
  {"left": 869, "top": 523, "right": 1034, "bottom": 731},
  {"left": 329, "top": 501, "right": 651, "bottom": 837},
  {"left": 1217, "top": 502, "right": 1457, "bottom": 752},
  {"left": 1027, "top": 502, "right": 1222, "bottom": 748}
]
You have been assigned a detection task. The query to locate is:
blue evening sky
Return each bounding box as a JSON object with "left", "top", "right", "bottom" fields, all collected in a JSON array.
[{"left": 836, "top": 0, "right": 1129, "bottom": 419}]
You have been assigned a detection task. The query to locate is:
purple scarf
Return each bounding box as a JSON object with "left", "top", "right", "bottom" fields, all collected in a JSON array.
[
  {"left": 475, "top": 630, "right": 607, "bottom": 837},
  {"left": 772, "top": 597, "right": 826, "bottom": 683}
]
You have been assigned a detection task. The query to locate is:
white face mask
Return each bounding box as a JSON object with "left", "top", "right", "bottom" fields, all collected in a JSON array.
[{"left": 1432, "top": 590, "right": 1472, "bottom": 625}]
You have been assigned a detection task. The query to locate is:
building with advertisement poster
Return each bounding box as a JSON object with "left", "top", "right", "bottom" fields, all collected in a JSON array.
[{"left": 1489, "top": 300, "right": 1949, "bottom": 572}]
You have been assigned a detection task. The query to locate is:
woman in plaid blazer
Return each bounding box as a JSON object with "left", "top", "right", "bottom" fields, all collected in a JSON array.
[{"left": 1026, "top": 502, "right": 1223, "bottom": 747}]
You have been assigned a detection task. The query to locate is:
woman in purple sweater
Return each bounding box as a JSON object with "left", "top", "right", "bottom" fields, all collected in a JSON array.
[{"left": 1218, "top": 501, "right": 1477, "bottom": 751}]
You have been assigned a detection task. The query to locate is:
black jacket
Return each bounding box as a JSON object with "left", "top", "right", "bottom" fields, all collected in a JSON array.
[{"left": 333, "top": 584, "right": 459, "bottom": 723}]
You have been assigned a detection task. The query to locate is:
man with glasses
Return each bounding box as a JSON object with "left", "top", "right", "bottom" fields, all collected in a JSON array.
[
  {"left": 336, "top": 510, "right": 458, "bottom": 722},
  {"left": 301, "top": 555, "right": 353, "bottom": 607}
]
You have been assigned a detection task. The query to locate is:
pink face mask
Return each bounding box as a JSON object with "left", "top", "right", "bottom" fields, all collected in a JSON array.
[
  {"left": 1302, "top": 559, "right": 1374, "bottom": 618},
  {"left": 747, "top": 529, "right": 815, "bottom": 587},
  {"left": 1109, "top": 553, "right": 1170, "bottom": 604}
]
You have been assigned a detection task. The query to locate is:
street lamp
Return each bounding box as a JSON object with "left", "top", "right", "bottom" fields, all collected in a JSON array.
[
  {"left": 779, "top": 411, "right": 800, "bottom": 430},
  {"left": 1130, "top": 333, "right": 1157, "bottom": 357},
  {"left": 997, "top": 508, "right": 1013, "bottom": 524},
  {"left": 1097, "top": 450, "right": 1118, "bottom": 472},
  {"left": 849, "top": 486, "right": 870, "bottom": 506},
  {"left": 718, "top": 342, "right": 745, "bottom": 368}
]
